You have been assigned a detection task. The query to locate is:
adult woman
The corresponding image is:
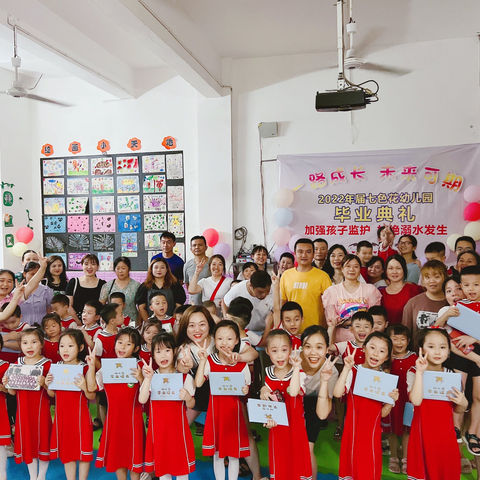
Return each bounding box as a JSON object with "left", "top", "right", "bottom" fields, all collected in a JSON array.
[
  {"left": 322, "top": 254, "right": 382, "bottom": 344},
  {"left": 188, "top": 254, "right": 233, "bottom": 312},
  {"left": 379, "top": 254, "right": 423, "bottom": 325},
  {"left": 135, "top": 257, "right": 186, "bottom": 323},
  {"left": 455, "top": 250, "right": 480, "bottom": 273},
  {"left": 367, "top": 256, "right": 387, "bottom": 287},
  {"left": 99, "top": 257, "right": 140, "bottom": 324},
  {"left": 65, "top": 254, "right": 106, "bottom": 320},
  {"left": 322, "top": 244, "right": 348, "bottom": 285},
  {"left": 20, "top": 262, "right": 54, "bottom": 325},
  {"left": 43, "top": 255, "right": 68, "bottom": 294},
  {"left": 397, "top": 234, "right": 421, "bottom": 284}
]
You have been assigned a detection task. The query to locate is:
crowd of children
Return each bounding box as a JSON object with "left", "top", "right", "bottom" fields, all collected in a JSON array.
[{"left": 0, "top": 233, "right": 480, "bottom": 480}]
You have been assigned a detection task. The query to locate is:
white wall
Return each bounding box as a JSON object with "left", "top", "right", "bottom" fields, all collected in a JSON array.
[{"left": 230, "top": 37, "right": 480, "bottom": 253}]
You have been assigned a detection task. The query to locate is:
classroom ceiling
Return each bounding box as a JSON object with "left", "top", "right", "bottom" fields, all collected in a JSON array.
[{"left": 0, "top": 0, "right": 478, "bottom": 101}]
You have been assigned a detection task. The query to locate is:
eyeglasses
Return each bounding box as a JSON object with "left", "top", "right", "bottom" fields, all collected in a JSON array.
[{"left": 398, "top": 241, "right": 412, "bottom": 246}]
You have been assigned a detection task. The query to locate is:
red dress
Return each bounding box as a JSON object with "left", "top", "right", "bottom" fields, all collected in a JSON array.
[
  {"left": 202, "top": 354, "right": 250, "bottom": 458},
  {"left": 43, "top": 340, "right": 61, "bottom": 363},
  {"left": 95, "top": 369, "right": 145, "bottom": 473},
  {"left": 334, "top": 340, "right": 365, "bottom": 365},
  {"left": 339, "top": 365, "right": 383, "bottom": 480},
  {"left": 84, "top": 323, "right": 102, "bottom": 340},
  {"left": 139, "top": 345, "right": 158, "bottom": 370},
  {"left": 406, "top": 367, "right": 460, "bottom": 480},
  {"left": 13, "top": 357, "right": 52, "bottom": 464},
  {"left": 144, "top": 373, "right": 196, "bottom": 476},
  {"left": 50, "top": 363, "right": 93, "bottom": 463},
  {"left": 388, "top": 351, "right": 417, "bottom": 436},
  {"left": 0, "top": 361, "right": 11, "bottom": 446},
  {"left": 265, "top": 366, "right": 312, "bottom": 480},
  {"left": 380, "top": 283, "right": 424, "bottom": 325}
]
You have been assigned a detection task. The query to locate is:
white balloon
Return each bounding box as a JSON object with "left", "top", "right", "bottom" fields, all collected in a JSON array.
[
  {"left": 274, "top": 189, "right": 294, "bottom": 208},
  {"left": 464, "top": 222, "right": 480, "bottom": 241},
  {"left": 446, "top": 233, "right": 460, "bottom": 251}
]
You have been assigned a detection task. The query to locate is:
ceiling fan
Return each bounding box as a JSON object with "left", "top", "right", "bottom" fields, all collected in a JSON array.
[
  {"left": 342, "top": 0, "right": 410, "bottom": 76},
  {"left": 0, "top": 24, "right": 72, "bottom": 106}
]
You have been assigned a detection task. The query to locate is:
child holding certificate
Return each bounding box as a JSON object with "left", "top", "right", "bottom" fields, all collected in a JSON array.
[
  {"left": 86, "top": 327, "right": 145, "bottom": 480},
  {"left": 139, "top": 332, "right": 196, "bottom": 479},
  {"left": 333, "top": 331, "right": 399, "bottom": 480},
  {"left": 260, "top": 329, "right": 312, "bottom": 480},
  {"left": 407, "top": 328, "right": 468, "bottom": 480},
  {"left": 3, "top": 327, "right": 51, "bottom": 480},
  {"left": 45, "top": 328, "right": 95, "bottom": 480},
  {"left": 195, "top": 320, "right": 250, "bottom": 480}
]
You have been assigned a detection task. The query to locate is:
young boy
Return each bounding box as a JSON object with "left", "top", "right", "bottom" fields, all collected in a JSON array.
[
  {"left": 94, "top": 303, "right": 125, "bottom": 365},
  {"left": 279, "top": 302, "right": 303, "bottom": 349},
  {"left": 402, "top": 260, "right": 448, "bottom": 337},
  {"left": 356, "top": 240, "right": 374, "bottom": 282},
  {"left": 369, "top": 305, "right": 389, "bottom": 332},
  {"left": 0, "top": 303, "right": 27, "bottom": 363},
  {"left": 108, "top": 292, "right": 132, "bottom": 327},
  {"left": 202, "top": 300, "right": 221, "bottom": 323},
  {"left": 149, "top": 292, "right": 175, "bottom": 333},
  {"left": 80, "top": 300, "right": 103, "bottom": 348},
  {"left": 50, "top": 294, "right": 79, "bottom": 328},
  {"left": 329, "top": 311, "right": 374, "bottom": 364},
  {"left": 424, "top": 242, "right": 446, "bottom": 264}
]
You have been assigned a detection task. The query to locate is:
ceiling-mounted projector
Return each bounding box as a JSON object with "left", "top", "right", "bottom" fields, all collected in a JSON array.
[{"left": 315, "top": 89, "right": 371, "bottom": 112}]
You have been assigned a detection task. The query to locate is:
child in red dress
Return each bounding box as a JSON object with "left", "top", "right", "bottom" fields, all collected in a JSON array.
[
  {"left": 385, "top": 324, "right": 417, "bottom": 474},
  {"left": 334, "top": 331, "right": 399, "bottom": 480},
  {"left": 41, "top": 313, "right": 62, "bottom": 363},
  {"left": 0, "top": 336, "right": 11, "bottom": 480},
  {"left": 139, "top": 332, "right": 196, "bottom": 480},
  {"left": 407, "top": 328, "right": 468, "bottom": 480},
  {"left": 3, "top": 327, "right": 51, "bottom": 480},
  {"left": 261, "top": 329, "right": 312, "bottom": 480},
  {"left": 196, "top": 320, "right": 251, "bottom": 480},
  {"left": 45, "top": 328, "right": 95, "bottom": 480},
  {"left": 87, "top": 327, "right": 144, "bottom": 480},
  {"left": 139, "top": 319, "right": 162, "bottom": 369}
]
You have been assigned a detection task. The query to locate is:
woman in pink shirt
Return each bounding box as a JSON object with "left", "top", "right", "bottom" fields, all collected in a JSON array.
[{"left": 322, "top": 254, "right": 382, "bottom": 344}]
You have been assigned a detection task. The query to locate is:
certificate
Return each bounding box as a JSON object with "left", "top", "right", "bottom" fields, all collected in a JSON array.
[
  {"left": 447, "top": 302, "right": 480, "bottom": 341},
  {"left": 102, "top": 358, "right": 138, "bottom": 384},
  {"left": 48, "top": 363, "right": 83, "bottom": 391},
  {"left": 352, "top": 366, "right": 398, "bottom": 405},
  {"left": 209, "top": 372, "right": 245, "bottom": 396},
  {"left": 403, "top": 402, "right": 414, "bottom": 427},
  {"left": 423, "top": 370, "right": 462, "bottom": 401},
  {"left": 247, "top": 398, "right": 289, "bottom": 426},
  {"left": 5, "top": 364, "right": 42, "bottom": 391},
  {"left": 150, "top": 373, "right": 183, "bottom": 400}
]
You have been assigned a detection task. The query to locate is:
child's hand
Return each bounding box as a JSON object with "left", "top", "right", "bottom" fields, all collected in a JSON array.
[
  {"left": 2, "top": 376, "right": 8, "bottom": 387},
  {"left": 74, "top": 374, "right": 87, "bottom": 391},
  {"left": 271, "top": 274, "right": 279, "bottom": 286},
  {"left": 85, "top": 347, "right": 96, "bottom": 368},
  {"left": 179, "top": 387, "right": 192, "bottom": 402},
  {"left": 263, "top": 419, "right": 277, "bottom": 429},
  {"left": 453, "top": 335, "right": 476, "bottom": 350},
  {"left": 131, "top": 367, "right": 143, "bottom": 383},
  {"left": 38, "top": 375, "right": 46, "bottom": 388},
  {"left": 142, "top": 358, "right": 154, "bottom": 379},
  {"left": 197, "top": 348, "right": 208, "bottom": 361},
  {"left": 447, "top": 387, "right": 468, "bottom": 408},
  {"left": 320, "top": 355, "right": 338, "bottom": 382},
  {"left": 242, "top": 385, "right": 249, "bottom": 395},
  {"left": 178, "top": 346, "right": 194, "bottom": 372},
  {"left": 289, "top": 347, "right": 302, "bottom": 369},
  {"left": 220, "top": 349, "right": 238, "bottom": 365},
  {"left": 388, "top": 388, "right": 399, "bottom": 404},
  {"left": 343, "top": 351, "right": 355, "bottom": 370},
  {"left": 45, "top": 373, "right": 54, "bottom": 387},
  {"left": 415, "top": 348, "right": 428, "bottom": 373},
  {"left": 260, "top": 385, "right": 276, "bottom": 401},
  {"left": 446, "top": 306, "right": 460, "bottom": 318}
]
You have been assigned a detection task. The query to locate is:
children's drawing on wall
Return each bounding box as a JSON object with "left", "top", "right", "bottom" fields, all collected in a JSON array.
[
  {"left": 98, "top": 252, "right": 114, "bottom": 271},
  {"left": 43, "top": 178, "right": 65, "bottom": 196},
  {"left": 91, "top": 157, "right": 113, "bottom": 175},
  {"left": 142, "top": 155, "right": 165, "bottom": 173},
  {"left": 92, "top": 215, "right": 116, "bottom": 233},
  {"left": 167, "top": 186, "right": 184, "bottom": 211},
  {"left": 44, "top": 216, "right": 66, "bottom": 233},
  {"left": 67, "top": 158, "right": 89, "bottom": 176},
  {"left": 166, "top": 154, "right": 183, "bottom": 179},
  {"left": 143, "top": 194, "right": 166, "bottom": 212},
  {"left": 67, "top": 178, "right": 89, "bottom": 195},
  {"left": 143, "top": 175, "right": 166, "bottom": 193},
  {"left": 168, "top": 212, "right": 184, "bottom": 237},
  {"left": 67, "top": 197, "right": 89, "bottom": 214},
  {"left": 67, "top": 215, "right": 89, "bottom": 233},
  {"left": 93, "top": 234, "right": 115, "bottom": 251},
  {"left": 116, "top": 156, "right": 139, "bottom": 174},
  {"left": 118, "top": 214, "right": 141, "bottom": 232},
  {"left": 117, "top": 195, "right": 140, "bottom": 213},
  {"left": 91, "top": 177, "right": 114, "bottom": 195},
  {"left": 121, "top": 233, "right": 138, "bottom": 257},
  {"left": 144, "top": 213, "right": 167, "bottom": 231},
  {"left": 42, "top": 159, "right": 64, "bottom": 177},
  {"left": 92, "top": 196, "right": 115, "bottom": 214},
  {"left": 44, "top": 197, "right": 66, "bottom": 215}
]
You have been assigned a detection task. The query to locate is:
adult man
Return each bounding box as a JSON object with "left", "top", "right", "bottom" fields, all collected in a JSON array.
[
  {"left": 313, "top": 238, "right": 328, "bottom": 269},
  {"left": 455, "top": 235, "right": 476, "bottom": 255},
  {"left": 223, "top": 270, "right": 273, "bottom": 332},
  {"left": 183, "top": 235, "right": 210, "bottom": 305},
  {"left": 150, "top": 231, "right": 185, "bottom": 281},
  {"left": 280, "top": 238, "right": 332, "bottom": 331}
]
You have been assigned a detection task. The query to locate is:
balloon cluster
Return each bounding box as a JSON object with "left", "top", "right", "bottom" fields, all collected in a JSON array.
[
  {"left": 11, "top": 227, "right": 34, "bottom": 257},
  {"left": 203, "top": 228, "right": 231, "bottom": 258},
  {"left": 272, "top": 188, "right": 296, "bottom": 261},
  {"left": 446, "top": 185, "right": 480, "bottom": 251}
]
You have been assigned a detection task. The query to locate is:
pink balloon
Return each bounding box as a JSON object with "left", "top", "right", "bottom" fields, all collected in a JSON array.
[
  {"left": 464, "top": 185, "right": 480, "bottom": 203},
  {"left": 213, "top": 242, "right": 231, "bottom": 258},
  {"left": 274, "top": 245, "right": 293, "bottom": 262},
  {"left": 203, "top": 228, "right": 219, "bottom": 247},
  {"left": 272, "top": 227, "right": 291, "bottom": 246},
  {"left": 288, "top": 234, "right": 302, "bottom": 252},
  {"left": 15, "top": 226, "right": 34, "bottom": 244},
  {"left": 464, "top": 203, "right": 480, "bottom": 221}
]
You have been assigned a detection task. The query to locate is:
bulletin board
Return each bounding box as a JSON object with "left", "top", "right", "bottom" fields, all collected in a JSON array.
[{"left": 40, "top": 151, "right": 185, "bottom": 271}]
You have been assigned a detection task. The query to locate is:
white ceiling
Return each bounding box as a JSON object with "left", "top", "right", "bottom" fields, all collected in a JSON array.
[{"left": 0, "top": 0, "right": 478, "bottom": 102}]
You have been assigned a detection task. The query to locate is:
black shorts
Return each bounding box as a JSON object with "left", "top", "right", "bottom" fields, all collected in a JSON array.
[
  {"left": 303, "top": 395, "right": 328, "bottom": 443},
  {"left": 446, "top": 352, "right": 480, "bottom": 377},
  {"left": 193, "top": 381, "right": 210, "bottom": 412}
]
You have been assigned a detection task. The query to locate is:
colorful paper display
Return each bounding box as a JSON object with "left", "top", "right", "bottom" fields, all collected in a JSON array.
[
  {"left": 68, "top": 253, "right": 86, "bottom": 270},
  {"left": 43, "top": 178, "right": 64, "bottom": 196},
  {"left": 44, "top": 197, "right": 65, "bottom": 215},
  {"left": 116, "top": 156, "right": 139, "bottom": 174},
  {"left": 143, "top": 175, "right": 166, "bottom": 193},
  {"left": 167, "top": 186, "right": 184, "bottom": 211},
  {"left": 117, "top": 176, "right": 140, "bottom": 194},
  {"left": 44, "top": 216, "right": 66, "bottom": 233},
  {"left": 118, "top": 214, "right": 141, "bottom": 232},
  {"left": 67, "top": 215, "right": 90, "bottom": 233},
  {"left": 67, "top": 178, "right": 89, "bottom": 195},
  {"left": 91, "top": 177, "right": 114, "bottom": 195},
  {"left": 144, "top": 213, "right": 167, "bottom": 231},
  {"left": 67, "top": 197, "right": 89, "bottom": 214},
  {"left": 67, "top": 158, "right": 88, "bottom": 176},
  {"left": 92, "top": 196, "right": 115, "bottom": 214},
  {"left": 142, "top": 155, "right": 165, "bottom": 173},
  {"left": 143, "top": 194, "right": 166, "bottom": 212},
  {"left": 118, "top": 195, "right": 140, "bottom": 213},
  {"left": 42, "top": 159, "right": 64, "bottom": 177},
  {"left": 92, "top": 215, "right": 116, "bottom": 233},
  {"left": 91, "top": 157, "right": 113, "bottom": 175}
]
